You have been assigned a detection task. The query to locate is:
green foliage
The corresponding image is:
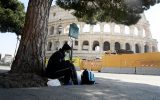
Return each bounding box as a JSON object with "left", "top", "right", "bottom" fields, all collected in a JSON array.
[
  {"left": 0, "top": 0, "right": 25, "bottom": 35},
  {"left": 56, "top": 0, "right": 159, "bottom": 25}
]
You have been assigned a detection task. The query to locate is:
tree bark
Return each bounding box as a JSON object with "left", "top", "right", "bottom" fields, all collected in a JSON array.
[{"left": 10, "top": 0, "right": 53, "bottom": 75}]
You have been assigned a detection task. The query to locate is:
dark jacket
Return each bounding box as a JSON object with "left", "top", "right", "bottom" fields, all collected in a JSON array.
[{"left": 46, "top": 49, "right": 65, "bottom": 75}]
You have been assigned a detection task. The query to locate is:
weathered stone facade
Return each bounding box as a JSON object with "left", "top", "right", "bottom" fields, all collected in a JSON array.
[{"left": 46, "top": 6, "right": 158, "bottom": 59}]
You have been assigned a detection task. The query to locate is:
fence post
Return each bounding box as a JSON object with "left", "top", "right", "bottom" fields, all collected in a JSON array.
[{"left": 135, "top": 67, "right": 136, "bottom": 74}]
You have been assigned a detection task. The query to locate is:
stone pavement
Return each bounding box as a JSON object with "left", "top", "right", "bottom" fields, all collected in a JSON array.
[{"left": 0, "top": 67, "right": 160, "bottom": 100}]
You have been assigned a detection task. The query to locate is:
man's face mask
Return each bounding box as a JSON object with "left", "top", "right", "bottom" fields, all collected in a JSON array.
[{"left": 65, "top": 51, "right": 70, "bottom": 60}]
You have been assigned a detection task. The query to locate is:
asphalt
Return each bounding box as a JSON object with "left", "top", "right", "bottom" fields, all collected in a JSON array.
[{"left": 0, "top": 67, "right": 160, "bottom": 100}]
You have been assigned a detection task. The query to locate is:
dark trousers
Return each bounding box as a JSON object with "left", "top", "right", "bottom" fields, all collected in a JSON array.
[{"left": 47, "top": 61, "right": 78, "bottom": 85}]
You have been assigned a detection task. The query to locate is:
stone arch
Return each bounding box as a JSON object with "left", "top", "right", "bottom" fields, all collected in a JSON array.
[
  {"left": 115, "top": 42, "right": 121, "bottom": 50},
  {"left": 103, "top": 41, "right": 110, "bottom": 51},
  {"left": 82, "top": 40, "right": 89, "bottom": 50},
  {"left": 55, "top": 41, "right": 60, "bottom": 50},
  {"left": 144, "top": 44, "right": 149, "bottom": 53},
  {"left": 92, "top": 41, "right": 100, "bottom": 51},
  {"left": 74, "top": 40, "right": 78, "bottom": 46},
  {"left": 50, "top": 26, "right": 54, "bottom": 35},
  {"left": 83, "top": 24, "right": 90, "bottom": 32},
  {"left": 114, "top": 25, "right": 120, "bottom": 33},
  {"left": 125, "top": 26, "right": 130, "bottom": 34},
  {"left": 93, "top": 24, "right": 100, "bottom": 32},
  {"left": 152, "top": 46, "right": 156, "bottom": 52},
  {"left": 47, "top": 42, "right": 52, "bottom": 51},
  {"left": 73, "top": 40, "right": 78, "bottom": 50},
  {"left": 104, "top": 24, "right": 110, "bottom": 32},
  {"left": 57, "top": 25, "right": 63, "bottom": 34},
  {"left": 135, "top": 44, "right": 141, "bottom": 53},
  {"left": 125, "top": 43, "right": 131, "bottom": 50}
]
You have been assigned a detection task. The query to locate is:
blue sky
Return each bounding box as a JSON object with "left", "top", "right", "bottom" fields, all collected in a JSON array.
[{"left": 0, "top": 1, "right": 160, "bottom": 57}]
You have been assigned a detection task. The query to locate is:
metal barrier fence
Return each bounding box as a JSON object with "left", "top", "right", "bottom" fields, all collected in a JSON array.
[{"left": 102, "top": 52, "right": 160, "bottom": 68}]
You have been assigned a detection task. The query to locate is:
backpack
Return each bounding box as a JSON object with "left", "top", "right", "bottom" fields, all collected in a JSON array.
[{"left": 81, "top": 69, "right": 95, "bottom": 85}]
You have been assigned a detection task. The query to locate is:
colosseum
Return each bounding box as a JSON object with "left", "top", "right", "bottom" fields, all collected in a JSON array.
[{"left": 46, "top": 6, "right": 158, "bottom": 59}]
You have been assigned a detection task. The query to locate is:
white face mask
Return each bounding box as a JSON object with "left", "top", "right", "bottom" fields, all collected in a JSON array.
[{"left": 65, "top": 52, "right": 70, "bottom": 60}]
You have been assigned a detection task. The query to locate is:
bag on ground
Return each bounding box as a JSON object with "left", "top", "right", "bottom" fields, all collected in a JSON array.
[
  {"left": 81, "top": 69, "right": 95, "bottom": 85},
  {"left": 47, "top": 79, "right": 61, "bottom": 86}
]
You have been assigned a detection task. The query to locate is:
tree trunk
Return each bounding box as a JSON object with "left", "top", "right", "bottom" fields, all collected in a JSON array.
[{"left": 10, "top": 0, "right": 53, "bottom": 75}]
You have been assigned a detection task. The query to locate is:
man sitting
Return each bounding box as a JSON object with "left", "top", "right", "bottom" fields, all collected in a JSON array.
[{"left": 46, "top": 42, "right": 78, "bottom": 85}]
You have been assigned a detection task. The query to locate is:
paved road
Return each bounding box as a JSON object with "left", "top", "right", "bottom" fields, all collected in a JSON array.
[{"left": 0, "top": 67, "right": 160, "bottom": 100}]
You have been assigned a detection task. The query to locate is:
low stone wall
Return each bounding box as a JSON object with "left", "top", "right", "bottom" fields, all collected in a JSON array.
[
  {"left": 101, "top": 67, "right": 135, "bottom": 74},
  {"left": 101, "top": 67, "right": 160, "bottom": 75},
  {"left": 136, "top": 67, "right": 160, "bottom": 75}
]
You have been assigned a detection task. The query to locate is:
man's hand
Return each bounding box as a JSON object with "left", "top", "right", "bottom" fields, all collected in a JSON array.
[{"left": 66, "top": 60, "right": 74, "bottom": 64}]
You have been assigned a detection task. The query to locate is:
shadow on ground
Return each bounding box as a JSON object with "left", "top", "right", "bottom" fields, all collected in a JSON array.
[{"left": 0, "top": 75, "right": 160, "bottom": 100}]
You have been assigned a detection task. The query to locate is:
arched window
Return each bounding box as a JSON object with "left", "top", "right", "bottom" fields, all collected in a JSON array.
[
  {"left": 83, "top": 24, "right": 90, "bottom": 32},
  {"left": 103, "top": 41, "right": 110, "bottom": 51},
  {"left": 50, "top": 26, "right": 54, "bottom": 35},
  {"left": 53, "top": 12, "right": 56, "bottom": 17},
  {"left": 125, "top": 43, "right": 131, "bottom": 50},
  {"left": 82, "top": 41, "right": 89, "bottom": 50},
  {"left": 135, "top": 44, "right": 140, "bottom": 53},
  {"left": 125, "top": 26, "right": 130, "bottom": 34},
  {"left": 104, "top": 24, "right": 110, "bottom": 32},
  {"left": 114, "top": 25, "right": 120, "bottom": 33},
  {"left": 115, "top": 42, "right": 121, "bottom": 50},
  {"left": 152, "top": 46, "right": 156, "bottom": 52},
  {"left": 73, "top": 40, "right": 78, "bottom": 50},
  {"left": 144, "top": 44, "right": 149, "bottom": 53},
  {"left": 47, "top": 42, "right": 52, "bottom": 51},
  {"left": 57, "top": 25, "right": 63, "bottom": 34},
  {"left": 92, "top": 41, "right": 99, "bottom": 51},
  {"left": 55, "top": 41, "right": 60, "bottom": 50},
  {"left": 75, "top": 40, "right": 78, "bottom": 46},
  {"left": 134, "top": 27, "right": 138, "bottom": 36},
  {"left": 93, "top": 24, "right": 100, "bottom": 32}
]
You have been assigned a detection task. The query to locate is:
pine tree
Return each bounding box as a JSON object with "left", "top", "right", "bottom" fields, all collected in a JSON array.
[
  {"left": 56, "top": 0, "right": 160, "bottom": 25},
  {"left": 0, "top": 0, "right": 25, "bottom": 35}
]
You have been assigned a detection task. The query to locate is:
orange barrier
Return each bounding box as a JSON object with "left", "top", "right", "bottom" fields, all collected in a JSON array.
[
  {"left": 79, "top": 52, "right": 160, "bottom": 71},
  {"left": 102, "top": 52, "right": 160, "bottom": 68},
  {"left": 80, "top": 60, "right": 102, "bottom": 71}
]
